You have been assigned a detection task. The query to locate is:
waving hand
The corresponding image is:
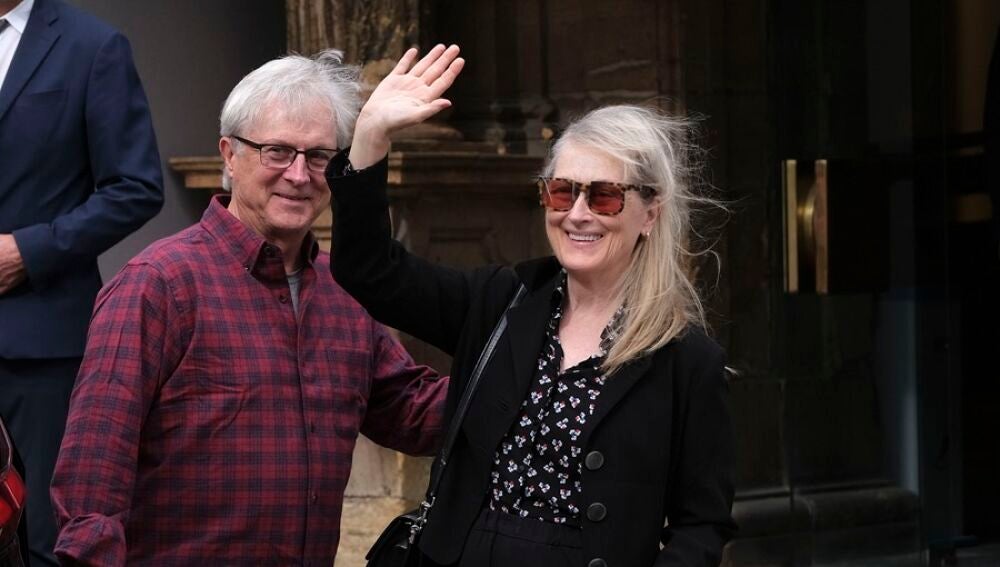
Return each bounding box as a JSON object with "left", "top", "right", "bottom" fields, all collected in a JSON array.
[{"left": 349, "top": 45, "right": 464, "bottom": 169}]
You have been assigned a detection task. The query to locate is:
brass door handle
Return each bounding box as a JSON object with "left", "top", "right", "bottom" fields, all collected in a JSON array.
[
  {"left": 782, "top": 158, "right": 892, "bottom": 294},
  {"left": 782, "top": 159, "right": 829, "bottom": 294}
]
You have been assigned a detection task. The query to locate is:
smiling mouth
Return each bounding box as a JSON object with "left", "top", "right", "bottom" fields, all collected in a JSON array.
[
  {"left": 274, "top": 193, "right": 309, "bottom": 202},
  {"left": 567, "top": 232, "right": 603, "bottom": 242}
]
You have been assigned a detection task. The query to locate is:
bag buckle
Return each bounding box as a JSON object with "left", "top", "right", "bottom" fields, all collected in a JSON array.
[{"left": 408, "top": 497, "right": 435, "bottom": 545}]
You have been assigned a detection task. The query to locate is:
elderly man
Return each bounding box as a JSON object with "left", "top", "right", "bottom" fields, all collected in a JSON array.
[{"left": 50, "top": 48, "right": 461, "bottom": 565}]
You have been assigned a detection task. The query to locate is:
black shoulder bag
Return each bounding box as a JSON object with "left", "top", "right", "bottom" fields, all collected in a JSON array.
[{"left": 366, "top": 284, "right": 527, "bottom": 567}]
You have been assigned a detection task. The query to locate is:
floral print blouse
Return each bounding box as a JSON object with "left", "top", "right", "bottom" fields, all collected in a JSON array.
[{"left": 488, "top": 272, "right": 623, "bottom": 526}]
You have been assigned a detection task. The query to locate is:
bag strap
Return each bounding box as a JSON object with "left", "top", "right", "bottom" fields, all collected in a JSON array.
[{"left": 421, "top": 283, "right": 526, "bottom": 505}]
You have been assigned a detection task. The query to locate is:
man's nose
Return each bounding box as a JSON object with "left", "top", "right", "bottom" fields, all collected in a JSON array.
[{"left": 283, "top": 153, "right": 310, "bottom": 184}]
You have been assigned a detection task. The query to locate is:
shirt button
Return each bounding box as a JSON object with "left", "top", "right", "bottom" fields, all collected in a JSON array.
[
  {"left": 586, "top": 502, "right": 607, "bottom": 522},
  {"left": 588, "top": 559, "right": 608, "bottom": 567},
  {"left": 311, "top": 491, "right": 318, "bottom": 503},
  {"left": 279, "top": 295, "right": 289, "bottom": 303},
  {"left": 585, "top": 450, "right": 605, "bottom": 471}
]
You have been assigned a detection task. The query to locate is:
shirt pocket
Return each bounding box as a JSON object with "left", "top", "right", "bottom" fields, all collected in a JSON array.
[
  {"left": 320, "top": 345, "right": 373, "bottom": 393},
  {"left": 158, "top": 341, "right": 257, "bottom": 417}
]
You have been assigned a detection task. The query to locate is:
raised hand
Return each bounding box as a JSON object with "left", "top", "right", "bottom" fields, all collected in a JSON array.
[{"left": 349, "top": 44, "right": 464, "bottom": 169}]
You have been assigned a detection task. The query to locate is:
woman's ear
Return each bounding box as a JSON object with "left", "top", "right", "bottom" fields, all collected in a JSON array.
[{"left": 642, "top": 200, "right": 662, "bottom": 236}]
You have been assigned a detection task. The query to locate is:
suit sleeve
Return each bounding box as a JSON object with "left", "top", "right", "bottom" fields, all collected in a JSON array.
[
  {"left": 328, "top": 152, "right": 500, "bottom": 355},
  {"left": 50, "top": 263, "right": 184, "bottom": 566},
  {"left": 12, "top": 31, "right": 163, "bottom": 286},
  {"left": 656, "top": 347, "right": 737, "bottom": 566}
]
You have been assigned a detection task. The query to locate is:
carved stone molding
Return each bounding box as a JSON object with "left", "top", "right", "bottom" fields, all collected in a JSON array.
[
  {"left": 387, "top": 150, "right": 542, "bottom": 195},
  {"left": 167, "top": 156, "right": 223, "bottom": 190}
]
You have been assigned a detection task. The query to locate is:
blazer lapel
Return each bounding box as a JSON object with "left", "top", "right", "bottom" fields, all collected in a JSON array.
[
  {"left": 504, "top": 286, "right": 552, "bottom": 409},
  {"left": 503, "top": 257, "right": 563, "bottom": 409},
  {"left": 0, "top": 0, "right": 60, "bottom": 122},
  {"left": 586, "top": 355, "right": 653, "bottom": 434}
]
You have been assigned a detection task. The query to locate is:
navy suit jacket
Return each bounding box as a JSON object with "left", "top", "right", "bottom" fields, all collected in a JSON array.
[{"left": 0, "top": 0, "right": 163, "bottom": 359}]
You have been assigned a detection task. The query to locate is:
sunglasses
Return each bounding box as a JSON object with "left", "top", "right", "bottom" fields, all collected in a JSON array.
[{"left": 537, "top": 177, "right": 657, "bottom": 216}]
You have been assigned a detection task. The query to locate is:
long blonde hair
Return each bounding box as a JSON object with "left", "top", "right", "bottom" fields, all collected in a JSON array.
[{"left": 542, "top": 105, "right": 722, "bottom": 374}]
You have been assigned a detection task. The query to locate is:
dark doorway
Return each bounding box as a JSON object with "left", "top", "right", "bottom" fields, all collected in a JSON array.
[
  {"left": 763, "top": 0, "right": 1000, "bottom": 562},
  {"left": 956, "top": 17, "right": 1000, "bottom": 550}
]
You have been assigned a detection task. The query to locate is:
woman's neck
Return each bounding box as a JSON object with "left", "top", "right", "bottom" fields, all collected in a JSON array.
[
  {"left": 564, "top": 272, "right": 622, "bottom": 318},
  {"left": 558, "top": 272, "right": 623, "bottom": 370}
]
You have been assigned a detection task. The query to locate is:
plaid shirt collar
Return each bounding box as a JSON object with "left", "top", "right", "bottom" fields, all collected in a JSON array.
[{"left": 201, "top": 195, "right": 320, "bottom": 281}]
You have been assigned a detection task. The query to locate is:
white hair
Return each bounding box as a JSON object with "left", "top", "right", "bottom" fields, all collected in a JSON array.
[{"left": 219, "top": 49, "right": 361, "bottom": 190}]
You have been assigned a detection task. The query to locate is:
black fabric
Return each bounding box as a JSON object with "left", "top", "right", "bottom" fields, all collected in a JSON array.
[
  {"left": 986, "top": 27, "right": 999, "bottom": 246},
  {"left": 328, "top": 154, "right": 736, "bottom": 566},
  {"left": 456, "top": 509, "right": 584, "bottom": 567},
  {"left": 0, "top": 358, "right": 80, "bottom": 567}
]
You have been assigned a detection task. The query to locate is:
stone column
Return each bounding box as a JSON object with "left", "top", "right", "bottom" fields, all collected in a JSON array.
[
  {"left": 286, "top": 0, "right": 421, "bottom": 62},
  {"left": 286, "top": 0, "right": 452, "bottom": 133}
]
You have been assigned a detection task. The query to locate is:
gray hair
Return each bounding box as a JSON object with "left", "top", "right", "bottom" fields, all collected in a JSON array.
[
  {"left": 542, "top": 104, "right": 723, "bottom": 374},
  {"left": 219, "top": 49, "right": 361, "bottom": 190}
]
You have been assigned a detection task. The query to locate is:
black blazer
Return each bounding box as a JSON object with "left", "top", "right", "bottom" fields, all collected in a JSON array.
[
  {"left": 0, "top": 0, "right": 163, "bottom": 358},
  {"left": 329, "top": 155, "right": 736, "bottom": 566}
]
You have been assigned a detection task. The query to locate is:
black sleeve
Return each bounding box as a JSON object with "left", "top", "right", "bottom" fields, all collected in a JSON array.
[
  {"left": 657, "top": 339, "right": 737, "bottom": 566},
  {"left": 327, "top": 151, "right": 503, "bottom": 355}
]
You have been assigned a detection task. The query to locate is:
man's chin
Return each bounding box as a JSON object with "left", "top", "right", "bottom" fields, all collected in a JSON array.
[{"left": 267, "top": 209, "right": 319, "bottom": 228}]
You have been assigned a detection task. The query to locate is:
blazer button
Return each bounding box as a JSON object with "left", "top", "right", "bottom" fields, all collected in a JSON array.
[
  {"left": 585, "top": 450, "right": 605, "bottom": 470},
  {"left": 586, "top": 502, "right": 607, "bottom": 522},
  {"left": 588, "top": 558, "right": 608, "bottom": 567}
]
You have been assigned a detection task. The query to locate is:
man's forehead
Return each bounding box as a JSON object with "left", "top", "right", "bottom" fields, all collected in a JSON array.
[{"left": 248, "top": 101, "right": 337, "bottom": 143}]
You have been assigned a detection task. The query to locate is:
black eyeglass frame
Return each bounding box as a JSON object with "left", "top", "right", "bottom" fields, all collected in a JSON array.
[
  {"left": 232, "top": 136, "right": 339, "bottom": 173},
  {"left": 536, "top": 177, "right": 658, "bottom": 216}
]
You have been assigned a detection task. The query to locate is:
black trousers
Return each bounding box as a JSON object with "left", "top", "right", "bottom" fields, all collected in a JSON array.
[
  {"left": 453, "top": 509, "right": 584, "bottom": 567},
  {"left": 0, "top": 357, "right": 80, "bottom": 567}
]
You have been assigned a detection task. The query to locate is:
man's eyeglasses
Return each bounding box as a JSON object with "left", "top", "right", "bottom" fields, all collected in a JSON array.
[
  {"left": 537, "top": 177, "right": 657, "bottom": 216},
  {"left": 233, "top": 136, "right": 338, "bottom": 173}
]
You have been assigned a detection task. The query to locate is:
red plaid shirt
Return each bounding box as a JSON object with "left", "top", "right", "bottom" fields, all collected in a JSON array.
[{"left": 51, "top": 196, "right": 446, "bottom": 566}]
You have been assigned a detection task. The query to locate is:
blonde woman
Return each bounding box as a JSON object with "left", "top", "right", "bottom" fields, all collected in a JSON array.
[{"left": 329, "top": 45, "right": 735, "bottom": 567}]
